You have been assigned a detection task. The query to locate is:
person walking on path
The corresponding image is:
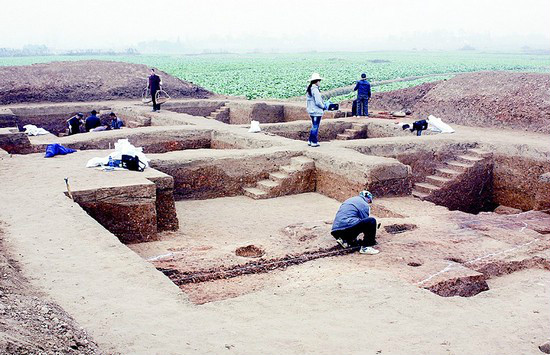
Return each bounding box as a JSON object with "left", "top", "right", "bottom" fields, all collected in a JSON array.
[
  {"left": 331, "top": 190, "right": 380, "bottom": 255},
  {"left": 354, "top": 73, "right": 371, "bottom": 117},
  {"left": 306, "top": 73, "right": 327, "bottom": 147},
  {"left": 148, "top": 68, "right": 162, "bottom": 112},
  {"left": 84, "top": 110, "right": 101, "bottom": 132}
]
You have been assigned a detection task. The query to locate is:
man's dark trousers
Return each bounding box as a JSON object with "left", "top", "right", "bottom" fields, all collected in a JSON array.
[
  {"left": 357, "top": 96, "right": 369, "bottom": 116},
  {"left": 331, "top": 217, "right": 377, "bottom": 247},
  {"left": 151, "top": 90, "right": 161, "bottom": 111}
]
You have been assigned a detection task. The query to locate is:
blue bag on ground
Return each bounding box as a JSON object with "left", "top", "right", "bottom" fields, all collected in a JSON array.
[{"left": 45, "top": 144, "right": 76, "bottom": 158}]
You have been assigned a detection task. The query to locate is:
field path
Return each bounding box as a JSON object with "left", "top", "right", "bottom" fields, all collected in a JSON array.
[{"left": 288, "top": 71, "right": 472, "bottom": 101}]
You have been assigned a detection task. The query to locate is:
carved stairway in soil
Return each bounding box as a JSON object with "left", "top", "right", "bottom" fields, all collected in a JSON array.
[
  {"left": 336, "top": 123, "right": 367, "bottom": 140},
  {"left": 206, "top": 104, "right": 230, "bottom": 123},
  {"left": 412, "top": 148, "right": 492, "bottom": 200},
  {"left": 243, "top": 156, "right": 315, "bottom": 199}
]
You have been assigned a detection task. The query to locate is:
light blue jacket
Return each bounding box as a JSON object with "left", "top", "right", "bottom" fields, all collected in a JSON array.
[
  {"left": 306, "top": 85, "right": 325, "bottom": 116},
  {"left": 331, "top": 195, "right": 371, "bottom": 231}
]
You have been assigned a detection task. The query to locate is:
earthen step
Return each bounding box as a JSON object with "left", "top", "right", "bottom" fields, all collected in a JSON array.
[
  {"left": 426, "top": 175, "right": 452, "bottom": 187},
  {"left": 456, "top": 155, "right": 483, "bottom": 164},
  {"left": 414, "top": 182, "right": 440, "bottom": 194},
  {"left": 257, "top": 179, "right": 280, "bottom": 192},
  {"left": 447, "top": 161, "right": 474, "bottom": 171},
  {"left": 280, "top": 165, "right": 298, "bottom": 174},
  {"left": 468, "top": 148, "right": 492, "bottom": 158},
  {"left": 290, "top": 156, "right": 314, "bottom": 168},
  {"left": 210, "top": 107, "right": 228, "bottom": 116},
  {"left": 412, "top": 190, "right": 429, "bottom": 199},
  {"left": 336, "top": 133, "right": 351, "bottom": 140},
  {"left": 344, "top": 128, "right": 360, "bottom": 135},
  {"left": 351, "top": 123, "right": 366, "bottom": 130},
  {"left": 269, "top": 171, "right": 290, "bottom": 182},
  {"left": 243, "top": 187, "right": 268, "bottom": 199},
  {"left": 435, "top": 167, "right": 462, "bottom": 179}
]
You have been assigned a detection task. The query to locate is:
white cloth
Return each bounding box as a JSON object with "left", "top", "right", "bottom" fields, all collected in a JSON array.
[
  {"left": 23, "top": 124, "right": 49, "bottom": 136},
  {"left": 86, "top": 139, "right": 150, "bottom": 168},
  {"left": 427, "top": 115, "right": 455, "bottom": 133},
  {"left": 248, "top": 120, "right": 261, "bottom": 133}
]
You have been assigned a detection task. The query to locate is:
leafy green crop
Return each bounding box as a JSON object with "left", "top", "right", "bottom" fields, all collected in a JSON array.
[
  {"left": 0, "top": 52, "right": 547, "bottom": 99},
  {"left": 330, "top": 75, "right": 456, "bottom": 103}
]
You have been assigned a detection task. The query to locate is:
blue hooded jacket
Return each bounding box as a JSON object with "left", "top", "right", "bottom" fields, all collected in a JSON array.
[
  {"left": 331, "top": 195, "right": 371, "bottom": 231},
  {"left": 354, "top": 79, "right": 371, "bottom": 98}
]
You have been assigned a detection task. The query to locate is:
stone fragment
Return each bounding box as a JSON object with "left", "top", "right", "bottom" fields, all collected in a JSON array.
[{"left": 539, "top": 341, "right": 550, "bottom": 354}]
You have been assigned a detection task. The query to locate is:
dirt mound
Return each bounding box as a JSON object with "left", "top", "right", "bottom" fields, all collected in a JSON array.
[
  {"left": 0, "top": 60, "right": 212, "bottom": 104},
  {"left": 0, "top": 230, "right": 102, "bottom": 354},
  {"left": 369, "top": 72, "right": 550, "bottom": 134}
]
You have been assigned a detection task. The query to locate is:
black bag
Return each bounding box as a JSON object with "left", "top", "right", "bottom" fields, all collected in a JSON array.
[
  {"left": 351, "top": 100, "right": 357, "bottom": 116},
  {"left": 121, "top": 154, "right": 145, "bottom": 172}
]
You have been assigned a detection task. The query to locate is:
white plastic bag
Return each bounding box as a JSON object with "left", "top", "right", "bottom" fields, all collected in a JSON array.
[
  {"left": 427, "top": 115, "right": 455, "bottom": 133},
  {"left": 248, "top": 120, "right": 261, "bottom": 133},
  {"left": 23, "top": 124, "right": 49, "bottom": 136},
  {"left": 86, "top": 139, "right": 150, "bottom": 168}
]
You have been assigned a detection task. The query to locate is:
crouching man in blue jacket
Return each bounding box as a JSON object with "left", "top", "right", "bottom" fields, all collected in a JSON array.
[{"left": 331, "top": 190, "right": 379, "bottom": 255}]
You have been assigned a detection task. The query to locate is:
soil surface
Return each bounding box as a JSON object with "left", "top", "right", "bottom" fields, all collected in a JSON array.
[
  {"left": 0, "top": 60, "right": 212, "bottom": 105},
  {"left": 0, "top": 229, "right": 103, "bottom": 354},
  {"left": 344, "top": 72, "right": 550, "bottom": 134},
  {"left": 1, "top": 97, "right": 550, "bottom": 354}
]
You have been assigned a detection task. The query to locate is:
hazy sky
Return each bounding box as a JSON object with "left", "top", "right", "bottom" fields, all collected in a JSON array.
[{"left": 1, "top": 0, "right": 549, "bottom": 51}]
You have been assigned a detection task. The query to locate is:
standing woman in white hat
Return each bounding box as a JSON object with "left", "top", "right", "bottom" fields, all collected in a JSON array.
[{"left": 306, "top": 73, "right": 326, "bottom": 147}]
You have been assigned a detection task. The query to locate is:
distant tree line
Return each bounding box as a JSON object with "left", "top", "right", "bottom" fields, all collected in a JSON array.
[{"left": 0, "top": 45, "right": 139, "bottom": 57}]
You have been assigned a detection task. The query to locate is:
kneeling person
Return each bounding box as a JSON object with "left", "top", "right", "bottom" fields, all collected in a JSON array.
[{"left": 331, "top": 190, "right": 379, "bottom": 255}]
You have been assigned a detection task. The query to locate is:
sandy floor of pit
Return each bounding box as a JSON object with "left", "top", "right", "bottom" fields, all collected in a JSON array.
[
  {"left": 129, "top": 193, "right": 340, "bottom": 263},
  {"left": 1, "top": 124, "right": 550, "bottom": 354}
]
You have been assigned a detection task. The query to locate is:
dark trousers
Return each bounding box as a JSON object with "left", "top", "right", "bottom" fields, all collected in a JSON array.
[
  {"left": 357, "top": 96, "right": 369, "bottom": 116},
  {"left": 411, "top": 120, "right": 428, "bottom": 136},
  {"left": 151, "top": 89, "right": 161, "bottom": 111},
  {"left": 331, "top": 217, "right": 377, "bottom": 247},
  {"left": 69, "top": 124, "right": 80, "bottom": 135},
  {"left": 308, "top": 116, "right": 321, "bottom": 144}
]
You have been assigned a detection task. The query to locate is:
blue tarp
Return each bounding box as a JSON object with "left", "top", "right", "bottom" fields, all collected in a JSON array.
[{"left": 45, "top": 144, "right": 77, "bottom": 158}]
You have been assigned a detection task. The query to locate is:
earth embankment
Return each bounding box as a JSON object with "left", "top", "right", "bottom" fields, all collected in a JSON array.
[
  {"left": 0, "top": 60, "right": 212, "bottom": 104},
  {"left": 368, "top": 71, "right": 550, "bottom": 134}
]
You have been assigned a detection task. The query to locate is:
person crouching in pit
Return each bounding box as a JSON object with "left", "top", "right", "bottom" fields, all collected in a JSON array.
[{"left": 331, "top": 190, "right": 379, "bottom": 255}]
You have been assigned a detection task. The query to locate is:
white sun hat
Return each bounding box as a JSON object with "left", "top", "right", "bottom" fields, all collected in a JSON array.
[{"left": 309, "top": 73, "right": 323, "bottom": 82}]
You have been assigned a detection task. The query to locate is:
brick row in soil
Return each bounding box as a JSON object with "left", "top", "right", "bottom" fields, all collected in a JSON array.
[{"left": 158, "top": 245, "right": 360, "bottom": 285}]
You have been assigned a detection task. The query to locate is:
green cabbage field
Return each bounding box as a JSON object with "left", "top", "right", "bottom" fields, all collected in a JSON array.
[{"left": 0, "top": 51, "right": 548, "bottom": 99}]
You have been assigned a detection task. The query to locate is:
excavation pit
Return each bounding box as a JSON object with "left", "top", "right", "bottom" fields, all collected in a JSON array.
[
  {"left": 385, "top": 223, "right": 417, "bottom": 234},
  {"left": 235, "top": 245, "right": 265, "bottom": 258},
  {"left": 8, "top": 104, "right": 113, "bottom": 136},
  {"left": 2, "top": 62, "right": 549, "bottom": 354}
]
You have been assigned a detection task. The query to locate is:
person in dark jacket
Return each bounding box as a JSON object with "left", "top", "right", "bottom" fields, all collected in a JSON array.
[
  {"left": 85, "top": 110, "right": 101, "bottom": 132},
  {"left": 67, "top": 112, "right": 83, "bottom": 135},
  {"left": 354, "top": 73, "right": 371, "bottom": 117},
  {"left": 109, "top": 112, "right": 124, "bottom": 129},
  {"left": 331, "top": 190, "right": 379, "bottom": 255},
  {"left": 148, "top": 68, "right": 162, "bottom": 112}
]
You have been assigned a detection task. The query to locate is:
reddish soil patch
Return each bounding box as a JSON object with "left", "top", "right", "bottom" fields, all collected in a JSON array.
[{"left": 0, "top": 60, "right": 212, "bottom": 104}]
